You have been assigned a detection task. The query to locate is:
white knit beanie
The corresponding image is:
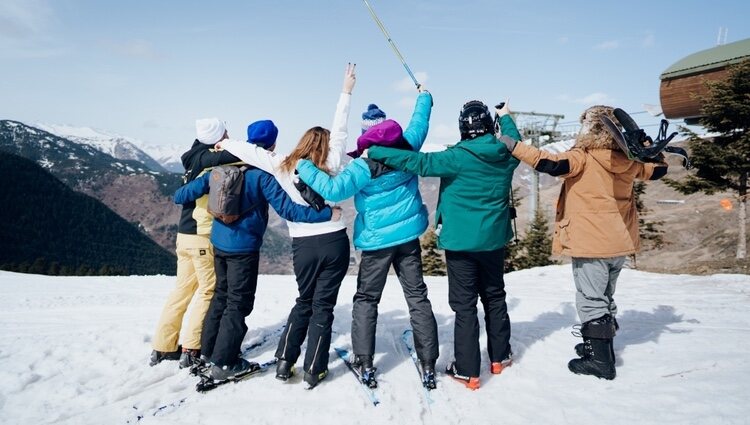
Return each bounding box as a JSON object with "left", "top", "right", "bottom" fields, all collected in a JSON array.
[{"left": 195, "top": 118, "right": 226, "bottom": 145}]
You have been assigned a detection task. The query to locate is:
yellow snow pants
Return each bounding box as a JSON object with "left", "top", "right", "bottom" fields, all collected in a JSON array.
[{"left": 152, "top": 233, "right": 216, "bottom": 351}]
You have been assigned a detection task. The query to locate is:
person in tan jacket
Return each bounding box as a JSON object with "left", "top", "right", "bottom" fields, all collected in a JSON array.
[{"left": 499, "top": 105, "right": 668, "bottom": 380}]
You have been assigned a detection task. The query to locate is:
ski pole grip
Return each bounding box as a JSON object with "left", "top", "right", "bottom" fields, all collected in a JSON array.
[{"left": 495, "top": 102, "right": 506, "bottom": 110}]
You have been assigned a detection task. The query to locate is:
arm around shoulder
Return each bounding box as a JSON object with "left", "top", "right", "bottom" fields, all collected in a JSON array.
[
  {"left": 368, "top": 145, "right": 460, "bottom": 178},
  {"left": 174, "top": 173, "right": 210, "bottom": 204},
  {"left": 260, "top": 172, "right": 332, "bottom": 223},
  {"left": 297, "top": 159, "right": 370, "bottom": 202}
]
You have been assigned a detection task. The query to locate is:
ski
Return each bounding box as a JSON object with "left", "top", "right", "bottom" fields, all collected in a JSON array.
[
  {"left": 401, "top": 329, "right": 435, "bottom": 405},
  {"left": 190, "top": 325, "right": 285, "bottom": 376},
  {"left": 195, "top": 358, "right": 277, "bottom": 393},
  {"left": 334, "top": 347, "right": 380, "bottom": 406}
]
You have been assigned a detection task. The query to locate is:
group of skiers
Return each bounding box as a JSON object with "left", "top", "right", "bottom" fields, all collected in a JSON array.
[{"left": 149, "top": 63, "right": 669, "bottom": 391}]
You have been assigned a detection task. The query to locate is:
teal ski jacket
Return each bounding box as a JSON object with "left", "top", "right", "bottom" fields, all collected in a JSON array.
[{"left": 297, "top": 92, "right": 433, "bottom": 251}]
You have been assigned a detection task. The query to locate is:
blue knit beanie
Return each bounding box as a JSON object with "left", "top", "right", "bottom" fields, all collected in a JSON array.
[
  {"left": 361, "top": 104, "right": 386, "bottom": 134},
  {"left": 246, "top": 120, "right": 278, "bottom": 149}
]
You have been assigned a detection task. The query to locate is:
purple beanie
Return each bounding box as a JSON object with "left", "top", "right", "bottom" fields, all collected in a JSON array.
[{"left": 348, "top": 119, "right": 411, "bottom": 158}]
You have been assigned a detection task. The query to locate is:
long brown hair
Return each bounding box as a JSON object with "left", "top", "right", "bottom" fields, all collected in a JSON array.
[{"left": 279, "top": 126, "right": 332, "bottom": 175}]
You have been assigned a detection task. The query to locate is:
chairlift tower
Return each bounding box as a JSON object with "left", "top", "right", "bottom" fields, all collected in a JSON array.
[{"left": 510, "top": 111, "right": 565, "bottom": 220}]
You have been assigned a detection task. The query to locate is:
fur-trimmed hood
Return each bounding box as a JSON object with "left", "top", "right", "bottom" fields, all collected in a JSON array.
[{"left": 572, "top": 105, "right": 622, "bottom": 151}]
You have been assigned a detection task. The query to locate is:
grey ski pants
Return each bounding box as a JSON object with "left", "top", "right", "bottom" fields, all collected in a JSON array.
[
  {"left": 351, "top": 238, "right": 439, "bottom": 362},
  {"left": 572, "top": 256, "right": 626, "bottom": 323}
]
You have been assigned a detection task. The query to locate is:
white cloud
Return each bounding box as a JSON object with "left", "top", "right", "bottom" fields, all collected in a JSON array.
[
  {"left": 428, "top": 123, "right": 459, "bottom": 145},
  {"left": 576, "top": 92, "right": 615, "bottom": 105},
  {"left": 397, "top": 97, "right": 414, "bottom": 109},
  {"left": 0, "top": 0, "right": 53, "bottom": 40},
  {"left": 558, "top": 36, "right": 569, "bottom": 45},
  {"left": 102, "top": 39, "right": 164, "bottom": 60},
  {"left": 557, "top": 92, "right": 615, "bottom": 105},
  {"left": 393, "top": 72, "right": 429, "bottom": 92},
  {"left": 594, "top": 40, "right": 619, "bottom": 50},
  {"left": 642, "top": 33, "right": 655, "bottom": 48}
]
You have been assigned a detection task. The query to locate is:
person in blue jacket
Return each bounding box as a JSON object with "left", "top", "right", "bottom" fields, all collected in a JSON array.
[
  {"left": 296, "top": 89, "right": 439, "bottom": 389},
  {"left": 174, "top": 139, "right": 339, "bottom": 383}
]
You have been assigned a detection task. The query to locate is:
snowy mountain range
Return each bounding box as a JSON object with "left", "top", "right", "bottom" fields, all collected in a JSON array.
[
  {"left": 0, "top": 120, "right": 182, "bottom": 251},
  {"left": 35, "top": 123, "right": 185, "bottom": 173}
]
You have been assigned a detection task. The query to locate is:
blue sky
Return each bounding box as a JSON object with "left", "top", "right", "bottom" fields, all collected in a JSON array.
[{"left": 2, "top": 0, "right": 749, "bottom": 152}]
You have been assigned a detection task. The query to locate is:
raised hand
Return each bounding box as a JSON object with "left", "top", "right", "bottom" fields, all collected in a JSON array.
[
  {"left": 496, "top": 99, "right": 511, "bottom": 117},
  {"left": 342, "top": 63, "right": 356, "bottom": 94}
]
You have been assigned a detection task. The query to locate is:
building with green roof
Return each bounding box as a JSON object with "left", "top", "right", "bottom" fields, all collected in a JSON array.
[{"left": 659, "top": 38, "right": 750, "bottom": 121}]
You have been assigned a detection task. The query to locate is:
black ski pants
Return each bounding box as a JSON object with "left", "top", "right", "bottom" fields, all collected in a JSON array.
[
  {"left": 275, "top": 229, "right": 350, "bottom": 375},
  {"left": 446, "top": 248, "right": 511, "bottom": 377},
  {"left": 351, "top": 238, "right": 439, "bottom": 362},
  {"left": 200, "top": 248, "right": 260, "bottom": 367}
]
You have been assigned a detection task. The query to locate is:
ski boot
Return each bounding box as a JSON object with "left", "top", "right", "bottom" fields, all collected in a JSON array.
[
  {"left": 189, "top": 354, "right": 211, "bottom": 376},
  {"left": 303, "top": 369, "right": 329, "bottom": 389},
  {"left": 420, "top": 359, "right": 437, "bottom": 390},
  {"left": 445, "top": 362, "right": 480, "bottom": 390},
  {"left": 353, "top": 355, "right": 378, "bottom": 388},
  {"left": 568, "top": 315, "right": 616, "bottom": 380},
  {"left": 149, "top": 345, "right": 182, "bottom": 366},
  {"left": 275, "top": 359, "right": 295, "bottom": 381},
  {"left": 207, "top": 358, "right": 259, "bottom": 383},
  {"left": 574, "top": 316, "right": 618, "bottom": 357},
  {"left": 490, "top": 349, "right": 513, "bottom": 374},
  {"left": 179, "top": 348, "right": 201, "bottom": 369}
]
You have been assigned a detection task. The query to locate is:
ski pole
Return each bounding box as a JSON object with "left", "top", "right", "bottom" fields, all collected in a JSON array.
[{"left": 362, "top": 0, "right": 420, "bottom": 89}]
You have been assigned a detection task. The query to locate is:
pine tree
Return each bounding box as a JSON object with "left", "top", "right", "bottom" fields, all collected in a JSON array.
[
  {"left": 663, "top": 59, "right": 750, "bottom": 259},
  {"left": 514, "top": 209, "right": 556, "bottom": 270},
  {"left": 633, "top": 181, "right": 665, "bottom": 250},
  {"left": 420, "top": 228, "right": 446, "bottom": 276}
]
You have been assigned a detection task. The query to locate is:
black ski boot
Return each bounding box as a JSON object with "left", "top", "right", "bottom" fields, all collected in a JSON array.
[
  {"left": 208, "top": 358, "right": 259, "bottom": 383},
  {"left": 568, "top": 337, "right": 616, "bottom": 380},
  {"left": 574, "top": 316, "right": 618, "bottom": 357},
  {"left": 149, "top": 345, "right": 182, "bottom": 366},
  {"left": 189, "top": 354, "right": 211, "bottom": 376},
  {"left": 303, "top": 369, "right": 329, "bottom": 389},
  {"left": 568, "top": 315, "right": 616, "bottom": 380},
  {"left": 420, "top": 359, "right": 437, "bottom": 390},
  {"left": 353, "top": 355, "right": 378, "bottom": 388},
  {"left": 179, "top": 349, "right": 201, "bottom": 369},
  {"left": 275, "top": 359, "right": 295, "bottom": 381}
]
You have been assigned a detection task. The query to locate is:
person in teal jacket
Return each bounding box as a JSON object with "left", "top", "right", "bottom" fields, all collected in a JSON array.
[
  {"left": 296, "top": 90, "right": 439, "bottom": 389},
  {"left": 366, "top": 100, "right": 521, "bottom": 390}
]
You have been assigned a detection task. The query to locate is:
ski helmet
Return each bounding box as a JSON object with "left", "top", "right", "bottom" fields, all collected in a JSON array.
[{"left": 459, "top": 100, "right": 494, "bottom": 140}]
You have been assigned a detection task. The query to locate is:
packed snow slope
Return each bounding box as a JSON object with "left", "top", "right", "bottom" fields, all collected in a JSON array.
[{"left": 0, "top": 266, "right": 748, "bottom": 425}]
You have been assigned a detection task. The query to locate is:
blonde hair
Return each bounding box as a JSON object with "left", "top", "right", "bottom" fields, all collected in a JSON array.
[
  {"left": 279, "top": 126, "right": 331, "bottom": 175},
  {"left": 574, "top": 105, "right": 621, "bottom": 151}
]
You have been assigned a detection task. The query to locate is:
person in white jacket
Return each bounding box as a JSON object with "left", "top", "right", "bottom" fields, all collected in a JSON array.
[{"left": 218, "top": 63, "right": 355, "bottom": 388}]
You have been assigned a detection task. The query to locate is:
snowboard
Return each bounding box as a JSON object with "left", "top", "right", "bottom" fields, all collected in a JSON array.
[{"left": 600, "top": 108, "right": 690, "bottom": 168}]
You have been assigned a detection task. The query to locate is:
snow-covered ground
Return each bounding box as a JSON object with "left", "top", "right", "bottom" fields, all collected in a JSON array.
[{"left": 0, "top": 266, "right": 748, "bottom": 425}]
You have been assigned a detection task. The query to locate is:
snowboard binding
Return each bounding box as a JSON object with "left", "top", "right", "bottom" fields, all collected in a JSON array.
[{"left": 600, "top": 108, "right": 691, "bottom": 168}]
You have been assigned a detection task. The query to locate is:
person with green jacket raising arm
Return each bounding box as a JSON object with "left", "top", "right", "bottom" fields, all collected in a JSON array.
[{"left": 365, "top": 100, "right": 521, "bottom": 390}]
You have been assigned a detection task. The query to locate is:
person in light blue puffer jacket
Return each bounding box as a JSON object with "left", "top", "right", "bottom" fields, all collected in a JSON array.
[{"left": 296, "top": 89, "right": 439, "bottom": 389}]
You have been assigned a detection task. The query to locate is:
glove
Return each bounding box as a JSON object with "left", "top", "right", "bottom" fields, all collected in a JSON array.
[
  {"left": 498, "top": 135, "right": 517, "bottom": 153},
  {"left": 293, "top": 172, "right": 326, "bottom": 212}
]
